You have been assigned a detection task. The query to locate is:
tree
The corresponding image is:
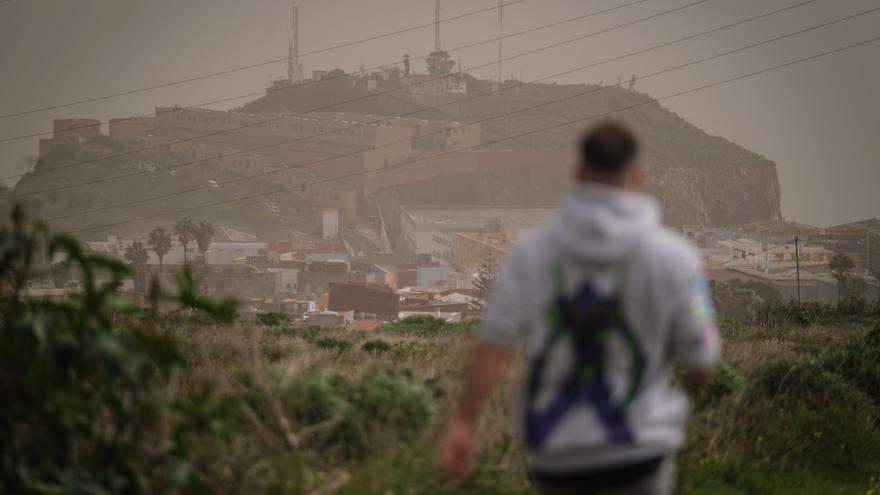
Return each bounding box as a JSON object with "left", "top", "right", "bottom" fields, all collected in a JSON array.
[
  {"left": 830, "top": 252, "right": 856, "bottom": 302},
  {"left": 323, "top": 68, "right": 346, "bottom": 79},
  {"left": 193, "top": 219, "right": 215, "bottom": 261},
  {"left": 425, "top": 50, "right": 455, "bottom": 75},
  {"left": 147, "top": 226, "right": 172, "bottom": 270},
  {"left": 174, "top": 217, "right": 196, "bottom": 265},
  {"left": 124, "top": 241, "right": 149, "bottom": 295},
  {"left": 469, "top": 254, "right": 499, "bottom": 313}
]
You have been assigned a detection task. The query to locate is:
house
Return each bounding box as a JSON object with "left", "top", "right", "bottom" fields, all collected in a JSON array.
[
  {"left": 306, "top": 310, "right": 354, "bottom": 327},
  {"left": 328, "top": 282, "right": 400, "bottom": 319}
]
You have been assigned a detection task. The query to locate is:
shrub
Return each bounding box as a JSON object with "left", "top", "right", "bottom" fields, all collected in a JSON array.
[
  {"left": 256, "top": 311, "right": 289, "bottom": 327},
  {"left": 0, "top": 207, "right": 238, "bottom": 494},
  {"left": 266, "top": 322, "right": 296, "bottom": 336},
  {"left": 383, "top": 315, "right": 477, "bottom": 337},
  {"left": 361, "top": 338, "right": 392, "bottom": 356},
  {"left": 707, "top": 359, "right": 746, "bottom": 400},
  {"left": 315, "top": 336, "right": 353, "bottom": 354},
  {"left": 282, "top": 363, "right": 437, "bottom": 457}
]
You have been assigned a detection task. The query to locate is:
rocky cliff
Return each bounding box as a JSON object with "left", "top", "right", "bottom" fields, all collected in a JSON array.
[{"left": 246, "top": 80, "right": 783, "bottom": 226}]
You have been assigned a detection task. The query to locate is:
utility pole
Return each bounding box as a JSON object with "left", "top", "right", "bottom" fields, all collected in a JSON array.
[{"left": 794, "top": 235, "right": 801, "bottom": 304}]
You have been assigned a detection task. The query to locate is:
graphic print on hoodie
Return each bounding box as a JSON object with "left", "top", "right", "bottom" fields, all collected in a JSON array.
[
  {"left": 525, "top": 264, "right": 646, "bottom": 448},
  {"left": 480, "top": 184, "right": 720, "bottom": 471}
]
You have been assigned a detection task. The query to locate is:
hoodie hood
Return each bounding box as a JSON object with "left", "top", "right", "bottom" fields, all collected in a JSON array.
[{"left": 550, "top": 183, "right": 661, "bottom": 264}]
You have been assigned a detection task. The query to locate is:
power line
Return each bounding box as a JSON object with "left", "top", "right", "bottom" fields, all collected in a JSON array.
[
  {"left": 0, "top": 0, "right": 726, "bottom": 191},
  {"left": 63, "top": 34, "right": 880, "bottom": 235},
  {"left": 722, "top": 238, "right": 797, "bottom": 267},
  {"left": 0, "top": 0, "right": 650, "bottom": 143},
  {"left": 0, "top": 0, "right": 527, "bottom": 121},
  {"left": 0, "top": 0, "right": 662, "bottom": 172},
  {"left": 10, "top": 0, "right": 845, "bottom": 205}
]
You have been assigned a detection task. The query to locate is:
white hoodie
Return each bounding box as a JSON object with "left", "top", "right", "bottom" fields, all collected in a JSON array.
[{"left": 481, "top": 183, "right": 720, "bottom": 473}]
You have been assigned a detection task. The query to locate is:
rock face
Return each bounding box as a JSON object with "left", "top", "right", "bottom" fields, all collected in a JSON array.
[
  {"left": 247, "top": 80, "right": 784, "bottom": 226},
  {"left": 647, "top": 164, "right": 781, "bottom": 226}
]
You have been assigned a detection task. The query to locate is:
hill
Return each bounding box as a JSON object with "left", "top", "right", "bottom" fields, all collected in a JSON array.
[
  {"left": 7, "top": 145, "right": 315, "bottom": 240},
  {"left": 244, "top": 78, "right": 782, "bottom": 226}
]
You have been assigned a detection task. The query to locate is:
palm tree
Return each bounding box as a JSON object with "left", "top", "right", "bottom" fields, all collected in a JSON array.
[
  {"left": 193, "top": 219, "right": 215, "bottom": 262},
  {"left": 147, "top": 226, "right": 172, "bottom": 270},
  {"left": 174, "top": 217, "right": 195, "bottom": 265},
  {"left": 123, "top": 241, "right": 149, "bottom": 294},
  {"left": 830, "top": 252, "right": 855, "bottom": 302},
  {"left": 469, "top": 253, "right": 498, "bottom": 313}
]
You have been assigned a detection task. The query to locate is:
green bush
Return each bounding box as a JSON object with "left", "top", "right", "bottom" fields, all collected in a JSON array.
[
  {"left": 282, "top": 363, "right": 437, "bottom": 457},
  {"left": 707, "top": 359, "right": 746, "bottom": 400},
  {"left": 315, "top": 336, "right": 353, "bottom": 354},
  {"left": 361, "top": 338, "right": 392, "bottom": 356},
  {"left": 256, "top": 311, "right": 289, "bottom": 327},
  {"left": 383, "top": 315, "right": 477, "bottom": 337},
  {"left": 267, "top": 322, "right": 296, "bottom": 336},
  {"left": 0, "top": 207, "right": 238, "bottom": 494},
  {"left": 819, "top": 325, "right": 880, "bottom": 403}
]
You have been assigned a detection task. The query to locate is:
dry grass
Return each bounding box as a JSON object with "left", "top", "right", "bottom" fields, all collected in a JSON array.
[{"left": 159, "top": 319, "right": 878, "bottom": 494}]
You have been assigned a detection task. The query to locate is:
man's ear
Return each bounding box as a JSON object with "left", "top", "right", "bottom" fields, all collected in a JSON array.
[{"left": 626, "top": 163, "right": 644, "bottom": 190}]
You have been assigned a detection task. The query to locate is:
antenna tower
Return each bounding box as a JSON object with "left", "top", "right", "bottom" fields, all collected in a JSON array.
[
  {"left": 497, "top": 0, "right": 503, "bottom": 84},
  {"left": 288, "top": 2, "right": 303, "bottom": 83},
  {"left": 434, "top": 0, "right": 442, "bottom": 52}
]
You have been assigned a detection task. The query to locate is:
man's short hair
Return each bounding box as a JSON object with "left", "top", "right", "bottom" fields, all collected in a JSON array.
[{"left": 579, "top": 122, "right": 638, "bottom": 177}]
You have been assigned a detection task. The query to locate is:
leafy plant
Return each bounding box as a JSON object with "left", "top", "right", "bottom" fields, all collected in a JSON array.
[
  {"left": 282, "top": 363, "right": 437, "bottom": 457},
  {"left": 256, "top": 311, "right": 289, "bottom": 327},
  {"left": 315, "top": 337, "right": 353, "bottom": 354},
  {"left": 707, "top": 359, "right": 746, "bottom": 400},
  {"left": 0, "top": 206, "right": 238, "bottom": 494},
  {"left": 361, "top": 338, "right": 392, "bottom": 356}
]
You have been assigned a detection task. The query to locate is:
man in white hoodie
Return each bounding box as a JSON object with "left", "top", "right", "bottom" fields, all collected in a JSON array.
[{"left": 441, "top": 122, "right": 720, "bottom": 494}]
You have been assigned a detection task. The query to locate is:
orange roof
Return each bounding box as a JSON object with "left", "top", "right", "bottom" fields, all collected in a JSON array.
[{"left": 346, "top": 320, "right": 384, "bottom": 331}]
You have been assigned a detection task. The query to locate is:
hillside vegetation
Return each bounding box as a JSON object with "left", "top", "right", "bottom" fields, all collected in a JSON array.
[
  {"left": 7, "top": 145, "right": 311, "bottom": 239},
  {"left": 3, "top": 212, "right": 880, "bottom": 493}
]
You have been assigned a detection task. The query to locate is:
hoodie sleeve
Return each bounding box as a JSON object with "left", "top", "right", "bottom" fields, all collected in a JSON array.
[
  {"left": 669, "top": 252, "right": 721, "bottom": 370},
  {"left": 479, "top": 245, "right": 530, "bottom": 349}
]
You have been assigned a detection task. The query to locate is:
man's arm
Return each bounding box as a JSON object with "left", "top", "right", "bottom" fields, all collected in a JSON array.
[
  {"left": 670, "top": 262, "right": 721, "bottom": 395},
  {"left": 441, "top": 341, "right": 510, "bottom": 480}
]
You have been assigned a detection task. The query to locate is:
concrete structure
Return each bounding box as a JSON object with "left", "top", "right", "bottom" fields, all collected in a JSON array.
[
  {"left": 321, "top": 208, "right": 340, "bottom": 241},
  {"left": 306, "top": 310, "right": 353, "bottom": 327},
  {"left": 205, "top": 242, "right": 269, "bottom": 265},
  {"left": 453, "top": 232, "right": 510, "bottom": 271},
  {"left": 399, "top": 205, "right": 553, "bottom": 264},
  {"left": 38, "top": 118, "right": 102, "bottom": 160}
]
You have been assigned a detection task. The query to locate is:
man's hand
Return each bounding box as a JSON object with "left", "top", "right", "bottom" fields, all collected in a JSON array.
[
  {"left": 441, "top": 418, "right": 475, "bottom": 480},
  {"left": 441, "top": 342, "right": 509, "bottom": 480}
]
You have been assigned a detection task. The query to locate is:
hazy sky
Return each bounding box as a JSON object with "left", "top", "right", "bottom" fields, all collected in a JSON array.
[{"left": 1, "top": 0, "right": 878, "bottom": 226}]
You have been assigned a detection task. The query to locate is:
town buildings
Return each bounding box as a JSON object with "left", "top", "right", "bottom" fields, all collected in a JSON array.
[{"left": 397, "top": 205, "right": 554, "bottom": 266}]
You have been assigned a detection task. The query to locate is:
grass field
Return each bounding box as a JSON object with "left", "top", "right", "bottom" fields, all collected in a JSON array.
[{"left": 161, "top": 314, "right": 880, "bottom": 494}]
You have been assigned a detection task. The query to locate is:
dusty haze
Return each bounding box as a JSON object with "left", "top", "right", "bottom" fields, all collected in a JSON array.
[{"left": 0, "top": 0, "right": 878, "bottom": 226}]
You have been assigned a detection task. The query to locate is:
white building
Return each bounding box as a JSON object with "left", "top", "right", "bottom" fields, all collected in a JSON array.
[{"left": 399, "top": 205, "right": 554, "bottom": 265}]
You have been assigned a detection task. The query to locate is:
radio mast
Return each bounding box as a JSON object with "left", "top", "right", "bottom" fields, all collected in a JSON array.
[
  {"left": 288, "top": 1, "right": 303, "bottom": 83},
  {"left": 434, "top": 0, "right": 442, "bottom": 52},
  {"left": 497, "top": 0, "right": 503, "bottom": 84}
]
